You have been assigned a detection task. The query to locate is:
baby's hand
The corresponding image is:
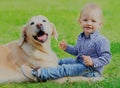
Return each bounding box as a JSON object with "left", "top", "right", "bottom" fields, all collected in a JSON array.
[
  {"left": 82, "top": 55, "right": 94, "bottom": 66},
  {"left": 59, "top": 40, "right": 67, "bottom": 50}
]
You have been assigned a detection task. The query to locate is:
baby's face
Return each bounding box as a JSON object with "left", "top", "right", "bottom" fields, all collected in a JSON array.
[{"left": 80, "top": 9, "right": 102, "bottom": 36}]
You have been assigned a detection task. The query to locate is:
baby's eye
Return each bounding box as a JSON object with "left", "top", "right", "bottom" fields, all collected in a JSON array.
[
  {"left": 92, "top": 20, "right": 96, "bottom": 22},
  {"left": 83, "top": 19, "right": 88, "bottom": 21}
]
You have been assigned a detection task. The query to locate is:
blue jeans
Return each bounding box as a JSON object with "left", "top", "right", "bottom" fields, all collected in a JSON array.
[{"left": 37, "top": 58, "right": 101, "bottom": 81}]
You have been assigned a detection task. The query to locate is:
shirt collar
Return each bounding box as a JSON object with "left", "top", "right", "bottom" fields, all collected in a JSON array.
[{"left": 81, "top": 30, "right": 99, "bottom": 39}]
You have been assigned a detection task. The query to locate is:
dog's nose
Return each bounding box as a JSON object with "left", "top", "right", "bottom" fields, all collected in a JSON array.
[
  {"left": 36, "top": 23, "right": 44, "bottom": 30},
  {"left": 36, "top": 23, "right": 42, "bottom": 28}
]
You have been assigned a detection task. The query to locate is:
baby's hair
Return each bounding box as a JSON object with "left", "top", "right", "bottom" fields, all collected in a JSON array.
[{"left": 79, "top": 3, "right": 103, "bottom": 21}]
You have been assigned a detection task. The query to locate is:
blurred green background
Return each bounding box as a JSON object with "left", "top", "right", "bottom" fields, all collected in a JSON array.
[{"left": 0, "top": 0, "right": 120, "bottom": 88}]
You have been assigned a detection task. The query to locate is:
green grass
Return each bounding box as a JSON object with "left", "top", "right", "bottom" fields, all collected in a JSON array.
[{"left": 0, "top": 0, "right": 120, "bottom": 88}]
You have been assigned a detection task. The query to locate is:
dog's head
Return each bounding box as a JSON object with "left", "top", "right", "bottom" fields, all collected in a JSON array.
[{"left": 19, "top": 15, "right": 58, "bottom": 47}]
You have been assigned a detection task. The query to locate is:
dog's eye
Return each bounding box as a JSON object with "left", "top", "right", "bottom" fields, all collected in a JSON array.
[
  {"left": 30, "top": 22, "right": 34, "bottom": 25},
  {"left": 43, "top": 20, "right": 46, "bottom": 22}
]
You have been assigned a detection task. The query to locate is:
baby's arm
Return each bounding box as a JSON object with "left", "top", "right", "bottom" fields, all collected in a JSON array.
[
  {"left": 91, "top": 38, "right": 111, "bottom": 68},
  {"left": 59, "top": 40, "right": 78, "bottom": 56}
]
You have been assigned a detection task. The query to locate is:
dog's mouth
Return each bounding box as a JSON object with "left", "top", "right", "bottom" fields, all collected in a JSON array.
[{"left": 33, "top": 30, "right": 48, "bottom": 43}]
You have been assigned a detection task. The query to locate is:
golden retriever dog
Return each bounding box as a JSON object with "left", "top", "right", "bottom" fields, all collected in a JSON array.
[
  {"left": 0, "top": 15, "right": 59, "bottom": 83},
  {"left": 0, "top": 15, "right": 103, "bottom": 83}
]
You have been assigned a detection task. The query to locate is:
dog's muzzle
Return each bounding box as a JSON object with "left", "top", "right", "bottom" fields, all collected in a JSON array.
[{"left": 33, "top": 24, "right": 48, "bottom": 43}]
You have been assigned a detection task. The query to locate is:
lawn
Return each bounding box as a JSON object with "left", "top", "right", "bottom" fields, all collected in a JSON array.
[{"left": 0, "top": 0, "right": 120, "bottom": 88}]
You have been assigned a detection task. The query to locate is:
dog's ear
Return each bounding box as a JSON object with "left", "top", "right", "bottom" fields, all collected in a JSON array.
[
  {"left": 18, "top": 25, "right": 27, "bottom": 47},
  {"left": 51, "top": 23, "right": 58, "bottom": 42}
]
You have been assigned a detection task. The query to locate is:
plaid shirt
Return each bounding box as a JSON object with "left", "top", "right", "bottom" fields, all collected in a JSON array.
[{"left": 65, "top": 30, "right": 111, "bottom": 73}]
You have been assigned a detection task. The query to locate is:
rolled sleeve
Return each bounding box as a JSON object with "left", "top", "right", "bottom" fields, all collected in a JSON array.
[{"left": 92, "top": 52, "right": 111, "bottom": 68}]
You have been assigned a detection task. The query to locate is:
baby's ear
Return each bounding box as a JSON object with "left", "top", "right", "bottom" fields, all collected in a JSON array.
[
  {"left": 77, "top": 17, "right": 81, "bottom": 24},
  {"left": 50, "top": 23, "right": 58, "bottom": 42},
  {"left": 18, "top": 25, "right": 27, "bottom": 47},
  {"left": 99, "top": 22, "right": 103, "bottom": 29}
]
